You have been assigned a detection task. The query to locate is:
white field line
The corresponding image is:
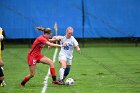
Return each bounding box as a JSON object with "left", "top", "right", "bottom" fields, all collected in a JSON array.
[{"left": 41, "top": 48, "right": 58, "bottom": 93}]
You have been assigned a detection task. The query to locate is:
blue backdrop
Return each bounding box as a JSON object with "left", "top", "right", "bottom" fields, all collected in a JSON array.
[{"left": 0, "top": 0, "right": 139, "bottom": 39}]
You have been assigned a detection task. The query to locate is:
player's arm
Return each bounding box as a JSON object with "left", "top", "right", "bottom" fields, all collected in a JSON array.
[
  {"left": 52, "top": 36, "right": 62, "bottom": 41},
  {"left": 73, "top": 37, "right": 81, "bottom": 53},
  {"left": 49, "top": 38, "right": 57, "bottom": 42},
  {"left": 49, "top": 36, "right": 62, "bottom": 42},
  {"left": 48, "top": 37, "right": 59, "bottom": 49},
  {"left": 76, "top": 45, "right": 81, "bottom": 54},
  {"left": 46, "top": 41, "right": 66, "bottom": 47}
]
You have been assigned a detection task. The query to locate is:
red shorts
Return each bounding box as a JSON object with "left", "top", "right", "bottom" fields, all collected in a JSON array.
[{"left": 28, "top": 53, "right": 44, "bottom": 66}]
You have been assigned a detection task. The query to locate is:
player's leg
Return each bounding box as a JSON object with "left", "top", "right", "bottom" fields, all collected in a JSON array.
[
  {"left": 58, "top": 56, "right": 67, "bottom": 83},
  {"left": 0, "top": 67, "right": 4, "bottom": 85},
  {"left": 0, "top": 68, "right": 6, "bottom": 87},
  {"left": 59, "top": 60, "right": 66, "bottom": 81},
  {"left": 39, "top": 55, "right": 64, "bottom": 85},
  {"left": 40, "top": 56, "right": 57, "bottom": 81},
  {"left": 63, "top": 58, "right": 72, "bottom": 81},
  {"left": 0, "top": 59, "right": 6, "bottom": 87},
  {"left": 0, "top": 45, "right": 4, "bottom": 83},
  {"left": 20, "top": 54, "right": 37, "bottom": 86},
  {"left": 20, "top": 65, "right": 36, "bottom": 86},
  {"left": 40, "top": 56, "right": 64, "bottom": 85},
  {"left": 63, "top": 65, "right": 71, "bottom": 80}
]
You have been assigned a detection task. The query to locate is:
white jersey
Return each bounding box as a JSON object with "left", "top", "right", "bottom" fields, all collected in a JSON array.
[{"left": 56, "top": 36, "right": 79, "bottom": 59}]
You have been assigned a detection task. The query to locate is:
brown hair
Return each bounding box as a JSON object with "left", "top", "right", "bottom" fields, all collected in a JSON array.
[{"left": 36, "top": 26, "right": 52, "bottom": 34}]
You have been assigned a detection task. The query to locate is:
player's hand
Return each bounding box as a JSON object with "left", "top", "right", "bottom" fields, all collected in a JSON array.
[{"left": 77, "top": 48, "right": 81, "bottom": 54}]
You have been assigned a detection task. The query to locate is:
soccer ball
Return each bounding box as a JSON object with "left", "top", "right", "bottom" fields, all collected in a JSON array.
[{"left": 65, "top": 78, "right": 74, "bottom": 86}]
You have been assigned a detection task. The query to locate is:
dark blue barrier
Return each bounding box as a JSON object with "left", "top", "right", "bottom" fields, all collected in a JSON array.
[{"left": 0, "top": 0, "right": 139, "bottom": 38}]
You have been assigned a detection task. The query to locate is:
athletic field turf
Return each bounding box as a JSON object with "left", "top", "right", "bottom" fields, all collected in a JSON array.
[{"left": 0, "top": 44, "right": 140, "bottom": 93}]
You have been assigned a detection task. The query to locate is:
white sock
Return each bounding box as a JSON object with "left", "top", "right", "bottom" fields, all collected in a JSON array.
[{"left": 59, "top": 68, "right": 65, "bottom": 80}]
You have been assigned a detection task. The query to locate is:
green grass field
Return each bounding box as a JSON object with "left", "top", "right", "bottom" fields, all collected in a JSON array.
[{"left": 0, "top": 44, "right": 140, "bottom": 93}]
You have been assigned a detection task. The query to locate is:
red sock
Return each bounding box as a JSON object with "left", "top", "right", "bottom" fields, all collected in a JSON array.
[
  {"left": 21, "top": 77, "right": 30, "bottom": 86},
  {"left": 50, "top": 68, "right": 57, "bottom": 81},
  {"left": 50, "top": 68, "right": 56, "bottom": 76},
  {"left": 24, "top": 77, "right": 29, "bottom": 82}
]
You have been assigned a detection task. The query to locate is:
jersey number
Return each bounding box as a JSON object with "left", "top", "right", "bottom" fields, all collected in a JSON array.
[{"left": 64, "top": 46, "right": 69, "bottom": 50}]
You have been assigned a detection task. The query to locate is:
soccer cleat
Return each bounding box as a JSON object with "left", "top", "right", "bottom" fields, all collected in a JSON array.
[
  {"left": 20, "top": 84, "right": 25, "bottom": 87},
  {"left": 20, "top": 83, "right": 25, "bottom": 87},
  {"left": 0, "top": 81, "right": 6, "bottom": 87},
  {"left": 52, "top": 80, "right": 64, "bottom": 85},
  {"left": 59, "top": 80, "right": 65, "bottom": 85}
]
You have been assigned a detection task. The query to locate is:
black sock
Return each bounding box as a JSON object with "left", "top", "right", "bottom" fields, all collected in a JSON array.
[
  {"left": 21, "top": 80, "right": 26, "bottom": 85},
  {"left": 0, "top": 80, "right": 3, "bottom": 84},
  {"left": 52, "top": 76, "right": 56, "bottom": 81},
  {"left": 64, "top": 67, "right": 70, "bottom": 80}
]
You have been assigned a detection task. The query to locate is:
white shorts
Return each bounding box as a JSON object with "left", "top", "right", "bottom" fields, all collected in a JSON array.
[{"left": 58, "top": 55, "right": 72, "bottom": 65}]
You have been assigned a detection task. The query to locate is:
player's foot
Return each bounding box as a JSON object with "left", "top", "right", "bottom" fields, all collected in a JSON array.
[
  {"left": 20, "top": 83, "right": 25, "bottom": 87},
  {"left": 59, "top": 80, "right": 65, "bottom": 85},
  {"left": 52, "top": 80, "right": 64, "bottom": 85},
  {"left": 0, "top": 81, "right": 6, "bottom": 87}
]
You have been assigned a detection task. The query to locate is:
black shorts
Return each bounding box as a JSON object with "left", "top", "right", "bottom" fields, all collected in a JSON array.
[{"left": 0, "top": 67, "right": 4, "bottom": 77}]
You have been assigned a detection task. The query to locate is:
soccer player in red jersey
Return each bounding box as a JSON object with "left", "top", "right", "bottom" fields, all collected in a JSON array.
[{"left": 20, "top": 27, "right": 65, "bottom": 86}]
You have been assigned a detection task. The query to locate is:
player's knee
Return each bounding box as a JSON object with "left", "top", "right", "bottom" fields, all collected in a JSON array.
[
  {"left": 61, "top": 64, "right": 66, "bottom": 68},
  {"left": 0, "top": 62, "right": 4, "bottom": 67},
  {"left": 30, "top": 73, "right": 35, "bottom": 77},
  {"left": 49, "top": 61, "right": 54, "bottom": 67},
  {"left": 60, "top": 61, "right": 67, "bottom": 68}
]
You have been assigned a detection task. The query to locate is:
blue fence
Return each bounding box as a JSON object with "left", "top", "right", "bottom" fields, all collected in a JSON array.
[{"left": 0, "top": 0, "right": 139, "bottom": 39}]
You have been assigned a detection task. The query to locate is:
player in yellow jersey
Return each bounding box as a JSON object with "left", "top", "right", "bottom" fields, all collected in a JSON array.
[{"left": 0, "top": 27, "right": 6, "bottom": 87}]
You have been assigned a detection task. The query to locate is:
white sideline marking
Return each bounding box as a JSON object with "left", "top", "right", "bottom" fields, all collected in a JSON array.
[{"left": 41, "top": 48, "right": 58, "bottom": 93}]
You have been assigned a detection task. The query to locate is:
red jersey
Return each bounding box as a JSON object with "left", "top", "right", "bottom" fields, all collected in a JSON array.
[{"left": 28, "top": 35, "right": 49, "bottom": 57}]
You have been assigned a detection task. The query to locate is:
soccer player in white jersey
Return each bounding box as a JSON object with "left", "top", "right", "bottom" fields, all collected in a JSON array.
[{"left": 53, "top": 26, "right": 80, "bottom": 84}]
